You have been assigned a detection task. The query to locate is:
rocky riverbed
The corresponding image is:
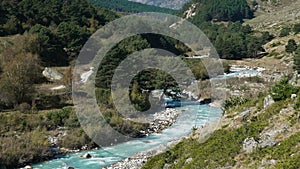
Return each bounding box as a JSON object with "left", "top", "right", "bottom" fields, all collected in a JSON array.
[
  {"left": 140, "top": 108, "right": 181, "bottom": 135},
  {"left": 102, "top": 108, "right": 182, "bottom": 169},
  {"left": 103, "top": 137, "right": 184, "bottom": 169},
  {"left": 103, "top": 120, "right": 220, "bottom": 169}
]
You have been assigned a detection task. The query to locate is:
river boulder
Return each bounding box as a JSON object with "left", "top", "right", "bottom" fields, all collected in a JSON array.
[{"left": 82, "top": 153, "right": 92, "bottom": 158}]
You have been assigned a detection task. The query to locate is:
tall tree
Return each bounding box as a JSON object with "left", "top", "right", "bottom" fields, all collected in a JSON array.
[
  {"left": 56, "top": 22, "right": 90, "bottom": 60},
  {"left": 29, "top": 24, "right": 67, "bottom": 65},
  {"left": 0, "top": 53, "right": 41, "bottom": 105}
]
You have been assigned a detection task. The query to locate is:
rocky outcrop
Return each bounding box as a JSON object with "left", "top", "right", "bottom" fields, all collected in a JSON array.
[
  {"left": 185, "top": 157, "right": 193, "bottom": 164},
  {"left": 163, "top": 164, "right": 172, "bottom": 169},
  {"left": 234, "top": 108, "right": 252, "bottom": 124},
  {"left": 263, "top": 95, "right": 274, "bottom": 109},
  {"left": 42, "top": 67, "right": 64, "bottom": 81},
  {"left": 243, "top": 137, "right": 258, "bottom": 153},
  {"left": 182, "top": 89, "right": 199, "bottom": 101},
  {"left": 258, "top": 122, "right": 289, "bottom": 148},
  {"left": 260, "top": 159, "right": 276, "bottom": 168}
]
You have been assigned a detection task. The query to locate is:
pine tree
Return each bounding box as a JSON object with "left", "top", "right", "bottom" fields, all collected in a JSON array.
[
  {"left": 286, "top": 39, "right": 297, "bottom": 53},
  {"left": 294, "top": 45, "right": 300, "bottom": 73}
]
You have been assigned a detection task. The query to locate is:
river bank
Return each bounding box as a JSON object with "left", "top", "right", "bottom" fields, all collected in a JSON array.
[
  {"left": 58, "top": 108, "right": 180, "bottom": 153},
  {"left": 30, "top": 108, "right": 181, "bottom": 169},
  {"left": 31, "top": 104, "right": 221, "bottom": 169},
  {"left": 103, "top": 120, "right": 221, "bottom": 169}
]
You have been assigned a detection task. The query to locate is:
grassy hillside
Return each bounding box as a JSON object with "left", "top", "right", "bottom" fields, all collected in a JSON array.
[
  {"left": 246, "top": 0, "right": 300, "bottom": 34},
  {"left": 143, "top": 77, "right": 300, "bottom": 169}
]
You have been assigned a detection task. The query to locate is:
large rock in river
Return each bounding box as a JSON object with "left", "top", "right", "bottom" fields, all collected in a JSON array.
[{"left": 82, "top": 153, "right": 92, "bottom": 159}]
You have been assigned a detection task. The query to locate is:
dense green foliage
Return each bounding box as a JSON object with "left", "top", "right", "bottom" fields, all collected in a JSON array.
[
  {"left": 0, "top": 0, "right": 294, "bottom": 168},
  {"left": 0, "top": 0, "right": 117, "bottom": 34},
  {"left": 286, "top": 39, "right": 298, "bottom": 53},
  {"left": 279, "top": 27, "right": 291, "bottom": 37},
  {"left": 178, "top": 1, "right": 271, "bottom": 60},
  {"left": 271, "top": 78, "right": 298, "bottom": 101},
  {"left": 90, "top": 0, "right": 177, "bottom": 14},
  {"left": 198, "top": 22, "right": 271, "bottom": 59},
  {"left": 0, "top": 1, "right": 119, "bottom": 167},
  {"left": 180, "top": 0, "right": 253, "bottom": 22},
  {"left": 293, "top": 23, "right": 300, "bottom": 34},
  {"left": 294, "top": 45, "right": 300, "bottom": 73},
  {"left": 0, "top": 107, "right": 91, "bottom": 168},
  {"left": 0, "top": 107, "right": 79, "bottom": 135},
  {"left": 0, "top": 0, "right": 118, "bottom": 65},
  {"left": 222, "top": 96, "right": 250, "bottom": 111}
]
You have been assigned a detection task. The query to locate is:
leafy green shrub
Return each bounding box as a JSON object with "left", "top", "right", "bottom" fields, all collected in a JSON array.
[
  {"left": 293, "top": 23, "right": 300, "bottom": 34},
  {"left": 285, "top": 39, "right": 297, "bottom": 53},
  {"left": 35, "top": 94, "right": 62, "bottom": 110},
  {"left": 270, "top": 41, "right": 281, "bottom": 47},
  {"left": 222, "top": 96, "right": 250, "bottom": 111},
  {"left": 270, "top": 78, "right": 298, "bottom": 101},
  {"left": 279, "top": 27, "right": 291, "bottom": 37},
  {"left": 294, "top": 46, "right": 300, "bottom": 73},
  {"left": 58, "top": 128, "right": 92, "bottom": 150},
  {"left": 18, "top": 102, "right": 31, "bottom": 113},
  {"left": 0, "top": 129, "right": 51, "bottom": 168},
  {"left": 46, "top": 107, "right": 72, "bottom": 128}
]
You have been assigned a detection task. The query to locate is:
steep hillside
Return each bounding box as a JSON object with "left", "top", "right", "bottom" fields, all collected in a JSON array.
[
  {"left": 140, "top": 1, "right": 300, "bottom": 169},
  {"left": 90, "top": 0, "right": 177, "bottom": 13},
  {"left": 143, "top": 89, "right": 300, "bottom": 168},
  {"left": 246, "top": 0, "right": 300, "bottom": 34},
  {"left": 128, "top": 0, "right": 190, "bottom": 10}
]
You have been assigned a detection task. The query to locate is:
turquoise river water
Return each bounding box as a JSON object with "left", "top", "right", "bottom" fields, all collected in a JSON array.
[{"left": 32, "top": 69, "right": 258, "bottom": 169}]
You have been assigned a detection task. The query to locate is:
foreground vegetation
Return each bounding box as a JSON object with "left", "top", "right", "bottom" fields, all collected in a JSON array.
[
  {"left": 143, "top": 79, "right": 300, "bottom": 168},
  {"left": 0, "top": 107, "right": 92, "bottom": 168}
]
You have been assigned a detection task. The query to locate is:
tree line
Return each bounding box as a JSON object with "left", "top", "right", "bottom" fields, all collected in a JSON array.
[
  {"left": 90, "top": 0, "right": 177, "bottom": 14},
  {"left": 178, "top": 0, "right": 272, "bottom": 60},
  {"left": 0, "top": 0, "right": 118, "bottom": 66},
  {"left": 180, "top": 0, "right": 253, "bottom": 22}
]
